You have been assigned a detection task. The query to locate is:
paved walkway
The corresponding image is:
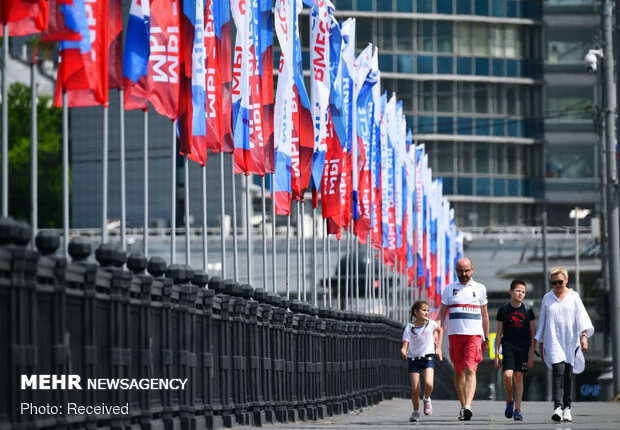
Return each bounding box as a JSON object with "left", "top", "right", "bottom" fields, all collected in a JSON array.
[{"left": 241, "top": 399, "right": 620, "bottom": 429}]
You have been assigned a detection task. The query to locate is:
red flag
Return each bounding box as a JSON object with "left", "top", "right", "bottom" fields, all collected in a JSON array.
[
  {"left": 1, "top": 0, "right": 49, "bottom": 37},
  {"left": 321, "top": 112, "right": 343, "bottom": 223},
  {"left": 40, "top": 0, "right": 82, "bottom": 42},
  {"left": 107, "top": 0, "right": 122, "bottom": 88},
  {"left": 145, "top": 0, "right": 180, "bottom": 119},
  {"left": 54, "top": 0, "right": 109, "bottom": 107}
]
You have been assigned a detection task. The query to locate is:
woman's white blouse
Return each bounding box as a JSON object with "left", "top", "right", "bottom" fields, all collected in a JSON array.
[{"left": 534, "top": 289, "right": 594, "bottom": 369}]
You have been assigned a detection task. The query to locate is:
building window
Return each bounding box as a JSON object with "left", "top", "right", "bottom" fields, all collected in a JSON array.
[
  {"left": 476, "top": 143, "right": 491, "bottom": 173},
  {"left": 419, "top": 21, "right": 434, "bottom": 52},
  {"left": 457, "top": 23, "right": 472, "bottom": 55},
  {"left": 436, "top": 141, "right": 455, "bottom": 173},
  {"left": 546, "top": 144, "right": 596, "bottom": 179},
  {"left": 437, "top": 82, "right": 454, "bottom": 112},
  {"left": 473, "top": 24, "right": 489, "bottom": 56},
  {"left": 546, "top": 87, "right": 593, "bottom": 121},
  {"left": 437, "top": 21, "right": 454, "bottom": 53},
  {"left": 396, "top": 19, "right": 413, "bottom": 51}
]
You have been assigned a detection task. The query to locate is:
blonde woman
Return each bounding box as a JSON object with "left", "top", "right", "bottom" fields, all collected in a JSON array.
[{"left": 534, "top": 266, "right": 594, "bottom": 423}]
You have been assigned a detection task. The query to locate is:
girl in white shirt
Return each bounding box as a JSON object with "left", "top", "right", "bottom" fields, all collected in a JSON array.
[
  {"left": 401, "top": 300, "right": 444, "bottom": 422},
  {"left": 535, "top": 266, "right": 594, "bottom": 423}
]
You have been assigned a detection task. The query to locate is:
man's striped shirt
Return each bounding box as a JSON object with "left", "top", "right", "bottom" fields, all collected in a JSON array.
[{"left": 441, "top": 280, "right": 488, "bottom": 336}]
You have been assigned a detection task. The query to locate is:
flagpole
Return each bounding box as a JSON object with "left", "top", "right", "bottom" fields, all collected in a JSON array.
[
  {"left": 184, "top": 155, "right": 190, "bottom": 265},
  {"left": 143, "top": 109, "right": 148, "bottom": 256},
  {"left": 102, "top": 106, "right": 108, "bottom": 243},
  {"left": 365, "top": 236, "right": 370, "bottom": 313},
  {"left": 345, "top": 225, "right": 350, "bottom": 310},
  {"left": 2, "top": 24, "right": 9, "bottom": 217},
  {"left": 327, "top": 228, "right": 332, "bottom": 308},
  {"left": 261, "top": 176, "right": 267, "bottom": 289},
  {"left": 219, "top": 154, "right": 226, "bottom": 277},
  {"left": 322, "top": 219, "right": 327, "bottom": 307},
  {"left": 301, "top": 200, "right": 307, "bottom": 302},
  {"left": 202, "top": 165, "right": 208, "bottom": 272},
  {"left": 170, "top": 120, "right": 176, "bottom": 264},
  {"left": 30, "top": 56, "right": 37, "bottom": 246},
  {"left": 312, "top": 205, "right": 317, "bottom": 306},
  {"left": 337, "top": 234, "right": 341, "bottom": 310},
  {"left": 296, "top": 200, "right": 301, "bottom": 301},
  {"left": 119, "top": 90, "right": 126, "bottom": 250},
  {"left": 355, "top": 230, "right": 360, "bottom": 312},
  {"left": 271, "top": 173, "right": 277, "bottom": 294},
  {"left": 231, "top": 154, "right": 238, "bottom": 281},
  {"left": 286, "top": 213, "right": 291, "bottom": 299},
  {"left": 246, "top": 174, "right": 252, "bottom": 285},
  {"left": 370, "top": 245, "right": 375, "bottom": 313},
  {"left": 392, "top": 264, "right": 397, "bottom": 320},
  {"left": 62, "top": 92, "right": 69, "bottom": 257},
  {"left": 379, "top": 247, "right": 384, "bottom": 315}
]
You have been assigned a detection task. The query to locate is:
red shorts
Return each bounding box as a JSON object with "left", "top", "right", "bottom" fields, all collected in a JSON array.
[{"left": 449, "top": 334, "right": 483, "bottom": 373}]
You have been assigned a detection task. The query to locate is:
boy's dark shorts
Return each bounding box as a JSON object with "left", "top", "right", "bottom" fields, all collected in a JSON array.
[
  {"left": 408, "top": 354, "right": 436, "bottom": 373},
  {"left": 502, "top": 344, "right": 530, "bottom": 372}
]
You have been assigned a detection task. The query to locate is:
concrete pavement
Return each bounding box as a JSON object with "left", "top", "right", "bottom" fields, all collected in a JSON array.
[{"left": 241, "top": 400, "right": 620, "bottom": 429}]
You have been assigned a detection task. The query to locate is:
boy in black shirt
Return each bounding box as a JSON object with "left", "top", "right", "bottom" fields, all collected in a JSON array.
[{"left": 495, "top": 279, "right": 536, "bottom": 421}]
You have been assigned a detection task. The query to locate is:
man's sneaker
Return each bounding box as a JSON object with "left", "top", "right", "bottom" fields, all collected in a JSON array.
[
  {"left": 504, "top": 401, "right": 514, "bottom": 418},
  {"left": 513, "top": 409, "right": 523, "bottom": 421},
  {"left": 409, "top": 411, "right": 420, "bottom": 422},
  {"left": 423, "top": 398, "right": 433, "bottom": 415},
  {"left": 562, "top": 408, "right": 572, "bottom": 422},
  {"left": 552, "top": 407, "right": 563, "bottom": 422},
  {"left": 458, "top": 408, "right": 466, "bottom": 421},
  {"left": 463, "top": 407, "right": 473, "bottom": 421}
]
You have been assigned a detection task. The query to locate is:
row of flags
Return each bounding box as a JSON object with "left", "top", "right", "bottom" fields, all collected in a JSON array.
[{"left": 1, "top": 0, "right": 463, "bottom": 305}]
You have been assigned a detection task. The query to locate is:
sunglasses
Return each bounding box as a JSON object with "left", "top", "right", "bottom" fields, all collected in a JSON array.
[{"left": 551, "top": 280, "right": 565, "bottom": 286}]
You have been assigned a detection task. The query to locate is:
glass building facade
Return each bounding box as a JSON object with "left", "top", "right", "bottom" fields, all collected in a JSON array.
[
  {"left": 543, "top": 0, "right": 599, "bottom": 226},
  {"left": 293, "top": 0, "right": 546, "bottom": 227}
]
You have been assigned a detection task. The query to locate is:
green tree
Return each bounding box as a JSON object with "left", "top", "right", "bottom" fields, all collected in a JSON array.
[{"left": 7, "top": 82, "right": 63, "bottom": 227}]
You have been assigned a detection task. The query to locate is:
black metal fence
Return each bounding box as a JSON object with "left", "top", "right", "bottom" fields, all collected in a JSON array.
[{"left": 0, "top": 218, "right": 412, "bottom": 429}]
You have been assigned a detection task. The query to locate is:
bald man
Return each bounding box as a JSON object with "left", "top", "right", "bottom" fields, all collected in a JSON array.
[{"left": 436, "top": 257, "right": 490, "bottom": 421}]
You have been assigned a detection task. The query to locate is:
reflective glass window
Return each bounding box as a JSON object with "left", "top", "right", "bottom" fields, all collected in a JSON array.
[
  {"left": 397, "top": 55, "right": 414, "bottom": 73},
  {"left": 457, "top": 23, "right": 472, "bottom": 55},
  {"left": 396, "top": 20, "right": 413, "bottom": 51},
  {"left": 475, "top": 83, "right": 488, "bottom": 113},
  {"left": 437, "top": 56, "right": 453, "bottom": 73},
  {"left": 457, "top": 0, "right": 472, "bottom": 14},
  {"left": 476, "top": 177, "right": 491, "bottom": 195},
  {"left": 476, "top": 143, "right": 490, "bottom": 173},
  {"left": 457, "top": 57, "right": 472, "bottom": 74},
  {"left": 493, "top": 178, "right": 506, "bottom": 196},
  {"left": 475, "top": 57, "right": 489, "bottom": 75},
  {"left": 336, "top": 0, "right": 353, "bottom": 9},
  {"left": 473, "top": 24, "right": 489, "bottom": 56},
  {"left": 546, "top": 87, "right": 593, "bottom": 120},
  {"left": 437, "top": 82, "right": 454, "bottom": 112},
  {"left": 492, "top": 58, "right": 505, "bottom": 76},
  {"left": 438, "top": 0, "right": 453, "bottom": 13},
  {"left": 438, "top": 116, "right": 454, "bottom": 134},
  {"left": 507, "top": 145, "right": 519, "bottom": 174},
  {"left": 357, "top": 0, "right": 372, "bottom": 11},
  {"left": 508, "top": 179, "right": 520, "bottom": 196},
  {"left": 418, "top": 116, "right": 434, "bottom": 133},
  {"left": 377, "top": 0, "right": 393, "bottom": 11},
  {"left": 492, "top": 0, "right": 505, "bottom": 16},
  {"left": 437, "top": 142, "right": 455, "bottom": 172},
  {"left": 493, "top": 119, "right": 505, "bottom": 136},
  {"left": 460, "top": 83, "right": 473, "bottom": 113},
  {"left": 379, "top": 54, "right": 393, "bottom": 72},
  {"left": 475, "top": 0, "right": 489, "bottom": 15},
  {"left": 460, "top": 143, "right": 475, "bottom": 173},
  {"left": 419, "top": 21, "right": 434, "bottom": 52},
  {"left": 506, "top": 0, "right": 517, "bottom": 16},
  {"left": 381, "top": 20, "right": 394, "bottom": 51},
  {"left": 417, "top": 55, "right": 434, "bottom": 73},
  {"left": 418, "top": 0, "right": 433, "bottom": 13},
  {"left": 458, "top": 178, "right": 474, "bottom": 195},
  {"left": 505, "top": 26, "right": 519, "bottom": 58},
  {"left": 399, "top": 80, "right": 414, "bottom": 111},
  {"left": 356, "top": 18, "right": 373, "bottom": 48},
  {"left": 421, "top": 81, "right": 434, "bottom": 111},
  {"left": 437, "top": 21, "right": 453, "bottom": 53},
  {"left": 476, "top": 118, "right": 490, "bottom": 135},
  {"left": 443, "top": 177, "right": 455, "bottom": 194},
  {"left": 546, "top": 144, "right": 596, "bottom": 178},
  {"left": 490, "top": 26, "right": 504, "bottom": 57},
  {"left": 397, "top": 0, "right": 413, "bottom": 12},
  {"left": 457, "top": 117, "right": 473, "bottom": 135}
]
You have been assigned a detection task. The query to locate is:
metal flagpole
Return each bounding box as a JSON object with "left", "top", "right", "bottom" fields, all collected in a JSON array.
[
  {"left": 322, "top": 219, "right": 327, "bottom": 307},
  {"left": 350, "top": 224, "right": 354, "bottom": 309},
  {"left": 2, "top": 24, "right": 8, "bottom": 217},
  {"left": 202, "top": 165, "right": 208, "bottom": 272},
  {"left": 379, "top": 247, "right": 384, "bottom": 315},
  {"left": 30, "top": 57, "right": 37, "bottom": 245},
  {"left": 62, "top": 92, "right": 69, "bottom": 257},
  {"left": 246, "top": 175, "right": 252, "bottom": 285},
  {"left": 327, "top": 229, "right": 332, "bottom": 308},
  {"left": 286, "top": 214, "right": 291, "bottom": 299},
  {"left": 355, "top": 231, "right": 360, "bottom": 312},
  {"left": 337, "top": 234, "right": 341, "bottom": 310},
  {"left": 231, "top": 154, "right": 239, "bottom": 281},
  {"left": 102, "top": 106, "right": 109, "bottom": 243},
  {"left": 345, "top": 225, "right": 350, "bottom": 310},
  {"left": 312, "top": 205, "right": 317, "bottom": 306},
  {"left": 119, "top": 90, "right": 126, "bottom": 250},
  {"left": 261, "top": 176, "right": 267, "bottom": 290},
  {"left": 271, "top": 174, "right": 277, "bottom": 294},
  {"left": 365, "top": 237, "right": 370, "bottom": 313},
  {"left": 184, "top": 155, "right": 190, "bottom": 265},
  {"left": 392, "top": 265, "right": 397, "bottom": 320},
  {"left": 170, "top": 121, "right": 176, "bottom": 264},
  {"left": 143, "top": 110, "right": 148, "bottom": 256},
  {"left": 301, "top": 200, "right": 307, "bottom": 302},
  {"left": 220, "top": 154, "right": 226, "bottom": 277},
  {"left": 296, "top": 200, "right": 302, "bottom": 301}
]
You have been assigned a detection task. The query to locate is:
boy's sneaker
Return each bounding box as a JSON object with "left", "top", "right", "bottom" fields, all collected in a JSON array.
[
  {"left": 409, "top": 411, "right": 420, "bottom": 422},
  {"left": 562, "top": 408, "right": 572, "bottom": 422},
  {"left": 463, "top": 407, "right": 473, "bottom": 421},
  {"left": 513, "top": 409, "right": 523, "bottom": 421},
  {"left": 504, "top": 401, "right": 514, "bottom": 418},
  {"left": 552, "top": 407, "right": 563, "bottom": 422},
  {"left": 458, "top": 408, "right": 466, "bottom": 421},
  {"left": 423, "top": 398, "right": 433, "bottom": 415}
]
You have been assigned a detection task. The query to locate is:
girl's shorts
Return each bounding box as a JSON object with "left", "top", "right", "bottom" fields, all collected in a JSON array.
[{"left": 407, "top": 354, "right": 435, "bottom": 373}]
